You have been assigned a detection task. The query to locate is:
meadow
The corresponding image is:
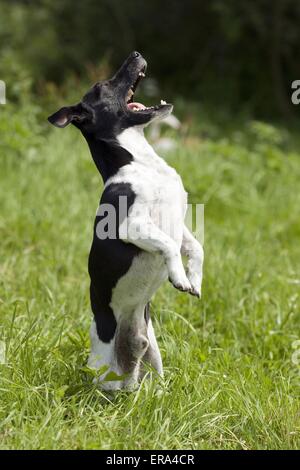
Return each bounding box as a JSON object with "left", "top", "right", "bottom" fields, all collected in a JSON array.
[{"left": 0, "top": 102, "right": 299, "bottom": 449}]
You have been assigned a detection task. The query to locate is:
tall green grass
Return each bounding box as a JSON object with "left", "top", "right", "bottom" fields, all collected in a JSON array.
[{"left": 0, "top": 108, "right": 299, "bottom": 449}]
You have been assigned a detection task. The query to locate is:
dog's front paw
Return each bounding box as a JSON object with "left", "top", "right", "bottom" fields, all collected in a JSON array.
[
  {"left": 187, "top": 272, "right": 202, "bottom": 298},
  {"left": 168, "top": 271, "right": 192, "bottom": 293}
]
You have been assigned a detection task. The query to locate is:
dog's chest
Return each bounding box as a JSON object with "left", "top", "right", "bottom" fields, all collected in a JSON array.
[
  {"left": 136, "top": 161, "right": 184, "bottom": 207},
  {"left": 111, "top": 127, "right": 187, "bottom": 210}
]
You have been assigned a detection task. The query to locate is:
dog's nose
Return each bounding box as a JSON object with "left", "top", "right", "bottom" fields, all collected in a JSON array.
[{"left": 132, "top": 51, "right": 141, "bottom": 58}]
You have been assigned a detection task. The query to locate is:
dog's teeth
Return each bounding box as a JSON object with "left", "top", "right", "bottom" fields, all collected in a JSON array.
[
  {"left": 126, "top": 89, "right": 134, "bottom": 102},
  {"left": 139, "top": 72, "right": 145, "bottom": 77},
  {"left": 160, "top": 99, "right": 167, "bottom": 105}
]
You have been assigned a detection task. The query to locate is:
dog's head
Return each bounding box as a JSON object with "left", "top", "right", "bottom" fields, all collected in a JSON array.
[{"left": 48, "top": 51, "right": 173, "bottom": 139}]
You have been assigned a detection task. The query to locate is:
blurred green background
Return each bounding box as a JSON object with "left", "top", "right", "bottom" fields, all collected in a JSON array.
[{"left": 1, "top": 0, "right": 300, "bottom": 117}]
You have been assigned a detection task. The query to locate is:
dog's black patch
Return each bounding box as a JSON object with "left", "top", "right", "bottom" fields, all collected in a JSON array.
[
  {"left": 88, "top": 182, "right": 141, "bottom": 343},
  {"left": 90, "top": 284, "right": 116, "bottom": 343},
  {"left": 85, "top": 137, "right": 133, "bottom": 182}
]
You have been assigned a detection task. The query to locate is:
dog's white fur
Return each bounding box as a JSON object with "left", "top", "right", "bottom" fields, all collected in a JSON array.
[{"left": 88, "top": 126, "right": 203, "bottom": 390}]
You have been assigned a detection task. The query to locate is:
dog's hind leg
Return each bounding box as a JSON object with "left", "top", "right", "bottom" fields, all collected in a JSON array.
[
  {"left": 114, "top": 311, "right": 149, "bottom": 389},
  {"left": 87, "top": 285, "right": 123, "bottom": 390},
  {"left": 88, "top": 319, "right": 114, "bottom": 371}
]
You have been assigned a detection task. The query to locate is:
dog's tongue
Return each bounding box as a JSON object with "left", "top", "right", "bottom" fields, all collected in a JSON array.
[{"left": 127, "top": 102, "right": 146, "bottom": 111}]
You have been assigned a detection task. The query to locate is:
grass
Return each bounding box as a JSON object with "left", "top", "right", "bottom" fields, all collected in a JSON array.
[{"left": 0, "top": 106, "right": 300, "bottom": 449}]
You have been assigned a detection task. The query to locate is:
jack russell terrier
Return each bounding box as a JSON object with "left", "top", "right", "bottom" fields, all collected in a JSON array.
[{"left": 48, "top": 51, "right": 203, "bottom": 390}]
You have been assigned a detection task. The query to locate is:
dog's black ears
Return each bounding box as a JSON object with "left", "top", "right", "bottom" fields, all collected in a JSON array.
[{"left": 48, "top": 103, "right": 92, "bottom": 128}]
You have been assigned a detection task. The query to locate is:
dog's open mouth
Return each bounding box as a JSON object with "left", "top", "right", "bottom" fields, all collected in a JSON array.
[{"left": 125, "top": 65, "right": 168, "bottom": 112}]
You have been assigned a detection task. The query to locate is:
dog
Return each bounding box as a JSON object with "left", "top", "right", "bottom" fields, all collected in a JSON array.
[{"left": 48, "top": 51, "right": 204, "bottom": 390}]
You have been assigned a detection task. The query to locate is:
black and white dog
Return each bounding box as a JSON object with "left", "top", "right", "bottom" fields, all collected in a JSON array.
[{"left": 48, "top": 52, "right": 203, "bottom": 390}]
